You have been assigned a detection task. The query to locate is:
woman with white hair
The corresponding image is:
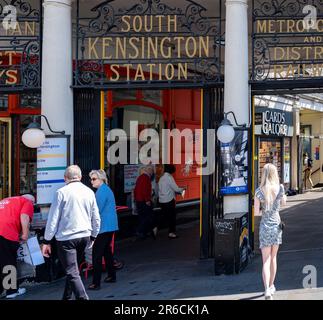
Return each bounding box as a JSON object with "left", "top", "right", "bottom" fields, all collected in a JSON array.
[
  {"left": 254, "top": 163, "right": 287, "bottom": 300},
  {"left": 88, "top": 169, "right": 119, "bottom": 290}
]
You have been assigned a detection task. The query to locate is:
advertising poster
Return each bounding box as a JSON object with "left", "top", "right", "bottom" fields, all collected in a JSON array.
[
  {"left": 220, "top": 130, "right": 249, "bottom": 195},
  {"left": 37, "top": 136, "right": 70, "bottom": 205}
]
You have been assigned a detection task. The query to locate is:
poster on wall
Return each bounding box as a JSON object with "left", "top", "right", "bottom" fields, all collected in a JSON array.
[
  {"left": 220, "top": 129, "right": 249, "bottom": 195},
  {"left": 37, "top": 136, "right": 70, "bottom": 205},
  {"left": 124, "top": 164, "right": 143, "bottom": 193}
]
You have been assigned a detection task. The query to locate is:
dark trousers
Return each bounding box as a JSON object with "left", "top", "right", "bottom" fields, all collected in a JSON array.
[
  {"left": 0, "top": 236, "right": 19, "bottom": 295},
  {"left": 136, "top": 201, "right": 155, "bottom": 237},
  {"left": 56, "top": 237, "right": 89, "bottom": 300},
  {"left": 92, "top": 232, "right": 116, "bottom": 286},
  {"left": 160, "top": 199, "right": 176, "bottom": 233}
]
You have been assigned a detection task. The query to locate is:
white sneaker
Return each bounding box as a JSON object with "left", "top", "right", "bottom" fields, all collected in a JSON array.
[
  {"left": 264, "top": 288, "right": 273, "bottom": 300},
  {"left": 269, "top": 285, "right": 276, "bottom": 295},
  {"left": 6, "top": 288, "right": 26, "bottom": 299}
]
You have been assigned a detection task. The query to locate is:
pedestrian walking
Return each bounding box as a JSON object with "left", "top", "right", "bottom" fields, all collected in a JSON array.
[
  {"left": 41, "top": 165, "right": 100, "bottom": 300},
  {"left": 254, "top": 163, "right": 286, "bottom": 300},
  {"left": 133, "top": 165, "right": 157, "bottom": 239},
  {"left": 0, "top": 194, "right": 35, "bottom": 299},
  {"left": 158, "top": 165, "right": 185, "bottom": 239},
  {"left": 303, "top": 153, "right": 314, "bottom": 189},
  {"left": 88, "top": 169, "right": 118, "bottom": 290}
]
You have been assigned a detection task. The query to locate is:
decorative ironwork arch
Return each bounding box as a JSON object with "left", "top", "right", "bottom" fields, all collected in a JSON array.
[
  {"left": 74, "top": 0, "right": 222, "bottom": 89},
  {"left": 0, "top": 0, "right": 42, "bottom": 91}
]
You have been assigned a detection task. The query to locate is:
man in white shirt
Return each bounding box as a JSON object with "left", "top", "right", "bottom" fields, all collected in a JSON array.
[
  {"left": 158, "top": 165, "right": 185, "bottom": 239},
  {"left": 42, "top": 165, "right": 100, "bottom": 300}
]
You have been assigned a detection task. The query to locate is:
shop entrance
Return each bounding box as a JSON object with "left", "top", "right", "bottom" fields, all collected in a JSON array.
[{"left": 0, "top": 118, "right": 11, "bottom": 199}]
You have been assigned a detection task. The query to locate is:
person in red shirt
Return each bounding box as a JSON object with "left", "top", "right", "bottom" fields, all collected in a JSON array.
[
  {"left": 0, "top": 194, "right": 35, "bottom": 299},
  {"left": 133, "top": 165, "right": 157, "bottom": 239}
]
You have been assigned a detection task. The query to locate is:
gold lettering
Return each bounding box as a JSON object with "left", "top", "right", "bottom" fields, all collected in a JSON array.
[
  {"left": 25, "top": 22, "right": 35, "bottom": 36},
  {"left": 124, "top": 64, "right": 132, "bottom": 81},
  {"left": 185, "top": 37, "right": 197, "bottom": 58},
  {"left": 116, "top": 37, "right": 127, "bottom": 59},
  {"left": 274, "top": 64, "right": 284, "bottom": 78},
  {"left": 129, "top": 37, "right": 140, "bottom": 59},
  {"left": 268, "top": 20, "right": 275, "bottom": 33},
  {"left": 134, "top": 64, "right": 145, "bottom": 80},
  {"left": 133, "top": 16, "right": 142, "bottom": 32},
  {"left": 102, "top": 37, "right": 113, "bottom": 59},
  {"left": 121, "top": 16, "right": 131, "bottom": 32},
  {"left": 312, "top": 64, "right": 323, "bottom": 76},
  {"left": 296, "top": 20, "right": 305, "bottom": 32},
  {"left": 304, "top": 37, "right": 310, "bottom": 43},
  {"left": 174, "top": 37, "right": 185, "bottom": 58},
  {"left": 156, "top": 15, "right": 164, "bottom": 32},
  {"left": 287, "top": 20, "right": 295, "bottom": 32},
  {"left": 178, "top": 63, "right": 188, "bottom": 80},
  {"left": 304, "top": 47, "right": 312, "bottom": 59},
  {"left": 199, "top": 36, "right": 209, "bottom": 57},
  {"left": 274, "top": 47, "right": 285, "bottom": 61},
  {"left": 315, "top": 47, "right": 323, "bottom": 59},
  {"left": 168, "top": 15, "right": 177, "bottom": 32},
  {"left": 257, "top": 20, "right": 267, "bottom": 33},
  {"left": 147, "top": 37, "right": 158, "bottom": 58},
  {"left": 286, "top": 64, "right": 294, "bottom": 77},
  {"left": 6, "top": 51, "right": 16, "bottom": 65},
  {"left": 291, "top": 47, "right": 301, "bottom": 60},
  {"left": 317, "top": 19, "right": 323, "bottom": 32},
  {"left": 277, "top": 20, "right": 285, "bottom": 33},
  {"left": 147, "top": 63, "right": 156, "bottom": 80},
  {"left": 110, "top": 65, "right": 120, "bottom": 81},
  {"left": 144, "top": 15, "right": 153, "bottom": 32},
  {"left": 88, "top": 38, "right": 99, "bottom": 59},
  {"left": 6, "top": 70, "right": 18, "bottom": 84},
  {"left": 160, "top": 37, "right": 172, "bottom": 58},
  {"left": 165, "top": 63, "right": 174, "bottom": 80}
]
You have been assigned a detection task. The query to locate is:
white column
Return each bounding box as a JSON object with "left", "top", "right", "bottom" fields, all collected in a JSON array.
[
  {"left": 223, "top": 0, "right": 249, "bottom": 214},
  {"left": 41, "top": 0, "right": 74, "bottom": 161}
]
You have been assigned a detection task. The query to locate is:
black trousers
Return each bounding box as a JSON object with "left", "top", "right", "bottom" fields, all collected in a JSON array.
[
  {"left": 160, "top": 199, "right": 176, "bottom": 234},
  {"left": 56, "top": 237, "right": 89, "bottom": 300},
  {"left": 92, "top": 232, "right": 115, "bottom": 286},
  {"left": 0, "top": 236, "right": 19, "bottom": 295},
  {"left": 136, "top": 201, "right": 156, "bottom": 237}
]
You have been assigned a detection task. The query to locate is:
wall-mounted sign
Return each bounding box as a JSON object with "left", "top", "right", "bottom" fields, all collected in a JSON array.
[
  {"left": 220, "top": 129, "right": 249, "bottom": 195},
  {"left": 0, "top": 0, "right": 42, "bottom": 90},
  {"left": 252, "top": 0, "right": 323, "bottom": 81},
  {"left": 74, "top": 0, "right": 222, "bottom": 88},
  {"left": 124, "top": 164, "right": 143, "bottom": 193},
  {"left": 36, "top": 136, "right": 70, "bottom": 205},
  {"left": 255, "top": 107, "right": 294, "bottom": 137}
]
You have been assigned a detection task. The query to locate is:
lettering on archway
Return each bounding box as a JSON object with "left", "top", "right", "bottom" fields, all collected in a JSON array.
[{"left": 74, "top": 0, "right": 222, "bottom": 88}]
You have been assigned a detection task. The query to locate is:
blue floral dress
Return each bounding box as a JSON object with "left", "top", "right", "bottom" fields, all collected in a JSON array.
[{"left": 255, "top": 185, "right": 284, "bottom": 249}]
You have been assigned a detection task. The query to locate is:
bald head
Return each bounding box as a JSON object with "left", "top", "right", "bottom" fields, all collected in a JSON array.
[{"left": 22, "top": 194, "right": 35, "bottom": 205}]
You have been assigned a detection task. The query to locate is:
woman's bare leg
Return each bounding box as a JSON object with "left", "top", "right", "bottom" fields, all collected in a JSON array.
[
  {"left": 261, "top": 246, "right": 272, "bottom": 290},
  {"left": 270, "top": 245, "right": 279, "bottom": 287}
]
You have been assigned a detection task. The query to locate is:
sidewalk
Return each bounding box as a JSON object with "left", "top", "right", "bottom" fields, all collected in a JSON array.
[{"left": 13, "top": 191, "right": 323, "bottom": 300}]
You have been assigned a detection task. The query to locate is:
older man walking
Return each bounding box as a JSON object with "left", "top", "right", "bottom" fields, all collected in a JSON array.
[{"left": 42, "top": 165, "right": 100, "bottom": 300}]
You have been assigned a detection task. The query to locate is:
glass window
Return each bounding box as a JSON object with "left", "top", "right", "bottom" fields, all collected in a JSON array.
[
  {"left": 300, "top": 125, "right": 312, "bottom": 159},
  {"left": 20, "top": 93, "right": 41, "bottom": 109},
  {"left": 142, "top": 90, "right": 162, "bottom": 106},
  {"left": 19, "top": 115, "right": 38, "bottom": 195},
  {"left": 112, "top": 89, "right": 137, "bottom": 102},
  {"left": 0, "top": 95, "right": 9, "bottom": 111}
]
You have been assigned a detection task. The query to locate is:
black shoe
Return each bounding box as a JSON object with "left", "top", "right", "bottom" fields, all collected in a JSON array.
[{"left": 104, "top": 276, "right": 116, "bottom": 283}]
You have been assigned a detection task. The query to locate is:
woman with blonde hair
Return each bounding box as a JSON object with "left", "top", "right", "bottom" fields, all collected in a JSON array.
[{"left": 254, "top": 163, "right": 287, "bottom": 300}]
